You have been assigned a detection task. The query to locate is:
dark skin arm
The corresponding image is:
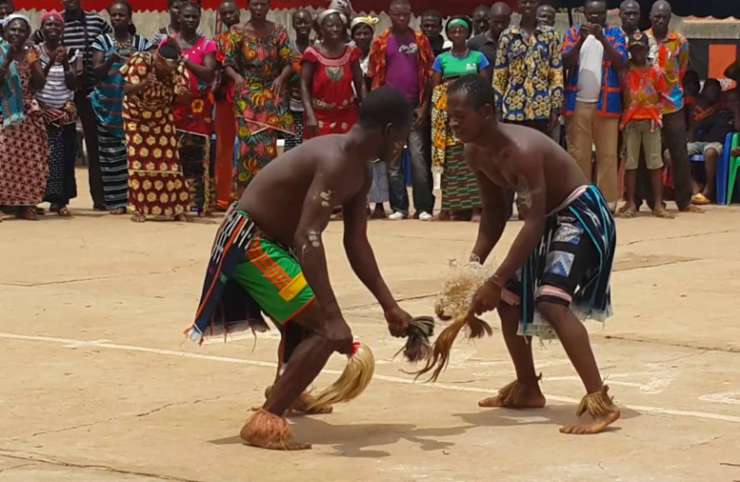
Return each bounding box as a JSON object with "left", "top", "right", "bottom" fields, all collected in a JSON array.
[
  {"left": 292, "top": 167, "right": 352, "bottom": 354},
  {"left": 471, "top": 148, "right": 548, "bottom": 315},
  {"left": 92, "top": 49, "right": 121, "bottom": 81},
  {"left": 342, "top": 180, "right": 410, "bottom": 337},
  {"left": 563, "top": 27, "right": 587, "bottom": 70},
  {"left": 468, "top": 158, "right": 512, "bottom": 263},
  {"left": 351, "top": 58, "right": 367, "bottom": 103},
  {"left": 300, "top": 60, "right": 318, "bottom": 137},
  {"left": 591, "top": 25, "right": 626, "bottom": 70},
  {"left": 184, "top": 52, "right": 217, "bottom": 83},
  {"left": 28, "top": 54, "right": 46, "bottom": 91}
]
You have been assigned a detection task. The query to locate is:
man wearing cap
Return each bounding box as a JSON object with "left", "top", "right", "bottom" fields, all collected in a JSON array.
[{"left": 618, "top": 30, "right": 672, "bottom": 218}]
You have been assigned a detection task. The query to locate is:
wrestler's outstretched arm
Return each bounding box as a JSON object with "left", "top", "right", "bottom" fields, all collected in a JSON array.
[
  {"left": 471, "top": 151, "right": 548, "bottom": 315},
  {"left": 470, "top": 167, "right": 512, "bottom": 263},
  {"left": 293, "top": 170, "right": 352, "bottom": 354},
  {"left": 342, "top": 187, "right": 411, "bottom": 337}
]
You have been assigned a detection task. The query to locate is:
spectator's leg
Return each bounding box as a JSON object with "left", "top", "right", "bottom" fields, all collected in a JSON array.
[
  {"left": 645, "top": 123, "right": 673, "bottom": 218},
  {"left": 408, "top": 120, "right": 435, "bottom": 215},
  {"left": 619, "top": 121, "right": 640, "bottom": 216},
  {"left": 566, "top": 102, "right": 596, "bottom": 183},
  {"left": 593, "top": 115, "right": 620, "bottom": 205},
  {"left": 387, "top": 139, "right": 409, "bottom": 217},
  {"left": 703, "top": 145, "right": 720, "bottom": 201},
  {"left": 75, "top": 92, "right": 104, "bottom": 209},
  {"left": 663, "top": 110, "right": 695, "bottom": 211}
]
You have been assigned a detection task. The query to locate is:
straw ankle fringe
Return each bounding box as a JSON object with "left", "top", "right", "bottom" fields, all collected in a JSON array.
[
  {"left": 576, "top": 385, "right": 616, "bottom": 417},
  {"left": 241, "top": 409, "right": 292, "bottom": 448},
  {"left": 306, "top": 343, "right": 375, "bottom": 412},
  {"left": 497, "top": 374, "right": 542, "bottom": 406}
]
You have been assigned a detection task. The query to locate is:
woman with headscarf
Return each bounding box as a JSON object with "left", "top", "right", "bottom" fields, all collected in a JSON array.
[
  {"left": 121, "top": 40, "right": 190, "bottom": 222},
  {"left": 0, "top": 14, "right": 48, "bottom": 221},
  {"left": 150, "top": 0, "right": 182, "bottom": 47},
  {"left": 351, "top": 15, "right": 387, "bottom": 219},
  {"left": 91, "top": 0, "right": 150, "bottom": 214},
  {"left": 220, "top": 0, "right": 298, "bottom": 193},
  {"left": 171, "top": 2, "right": 218, "bottom": 216},
  {"left": 301, "top": 9, "right": 365, "bottom": 140},
  {"left": 36, "top": 10, "right": 82, "bottom": 217},
  {"left": 431, "top": 16, "right": 490, "bottom": 221}
]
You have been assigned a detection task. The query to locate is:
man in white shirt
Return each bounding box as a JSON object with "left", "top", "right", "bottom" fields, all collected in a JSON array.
[{"left": 562, "top": 0, "right": 627, "bottom": 208}]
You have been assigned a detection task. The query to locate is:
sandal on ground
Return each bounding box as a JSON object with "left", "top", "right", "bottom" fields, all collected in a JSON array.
[
  {"left": 652, "top": 206, "right": 674, "bottom": 219},
  {"left": 616, "top": 204, "right": 637, "bottom": 218},
  {"left": 57, "top": 206, "right": 72, "bottom": 217},
  {"left": 680, "top": 204, "right": 705, "bottom": 213},
  {"left": 691, "top": 193, "right": 711, "bottom": 205},
  {"left": 109, "top": 207, "right": 127, "bottom": 215},
  {"left": 17, "top": 207, "right": 39, "bottom": 220},
  {"left": 131, "top": 212, "right": 147, "bottom": 223}
]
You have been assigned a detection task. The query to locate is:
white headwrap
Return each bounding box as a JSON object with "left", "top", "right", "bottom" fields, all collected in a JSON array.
[
  {"left": 2, "top": 13, "right": 31, "bottom": 30},
  {"left": 350, "top": 15, "right": 379, "bottom": 32},
  {"left": 329, "top": 0, "right": 353, "bottom": 16},
  {"left": 317, "top": 8, "right": 347, "bottom": 27}
]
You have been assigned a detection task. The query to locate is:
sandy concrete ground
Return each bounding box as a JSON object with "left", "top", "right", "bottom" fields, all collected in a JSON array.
[{"left": 2, "top": 172, "right": 740, "bottom": 482}]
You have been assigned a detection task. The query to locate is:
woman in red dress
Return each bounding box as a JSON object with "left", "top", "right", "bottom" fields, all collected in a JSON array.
[{"left": 300, "top": 8, "right": 365, "bottom": 139}]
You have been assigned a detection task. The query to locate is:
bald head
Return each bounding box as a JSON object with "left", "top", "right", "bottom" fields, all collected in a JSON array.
[
  {"left": 489, "top": 1, "right": 512, "bottom": 38},
  {"left": 619, "top": 0, "right": 640, "bottom": 33},
  {"left": 491, "top": 1, "right": 512, "bottom": 16},
  {"left": 650, "top": 0, "right": 672, "bottom": 37},
  {"left": 651, "top": 0, "right": 672, "bottom": 15}
]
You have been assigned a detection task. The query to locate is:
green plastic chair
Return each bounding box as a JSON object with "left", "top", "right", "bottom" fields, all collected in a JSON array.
[{"left": 728, "top": 134, "right": 740, "bottom": 203}]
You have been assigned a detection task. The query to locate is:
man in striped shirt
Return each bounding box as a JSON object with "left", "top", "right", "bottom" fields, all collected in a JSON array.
[{"left": 35, "top": 0, "right": 112, "bottom": 210}]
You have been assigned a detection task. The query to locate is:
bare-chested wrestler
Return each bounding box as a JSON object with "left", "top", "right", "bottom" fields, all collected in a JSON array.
[
  {"left": 447, "top": 75, "right": 620, "bottom": 434},
  {"left": 186, "top": 87, "right": 415, "bottom": 450}
]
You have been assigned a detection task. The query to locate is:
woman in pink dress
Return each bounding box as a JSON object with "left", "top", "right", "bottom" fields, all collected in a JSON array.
[{"left": 171, "top": 2, "right": 218, "bottom": 216}]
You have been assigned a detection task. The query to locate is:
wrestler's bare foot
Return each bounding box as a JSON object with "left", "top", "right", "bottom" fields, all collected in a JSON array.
[
  {"left": 478, "top": 379, "right": 546, "bottom": 409},
  {"left": 240, "top": 409, "right": 311, "bottom": 450},
  {"left": 560, "top": 385, "right": 620, "bottom": 435}
]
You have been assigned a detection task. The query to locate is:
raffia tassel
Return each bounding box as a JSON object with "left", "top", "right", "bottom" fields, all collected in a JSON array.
[
  {"left": 240, "top": 409, "right": 292, "bottom": 448},
  {"left": 305, "top": 342, "right": 375, "bottom": 412},
  {"left": 496, "top": 374, "right": 543, "bottom": 406},
  {"left": 576, "top": 385, "right": 616, "bottom": 418}
]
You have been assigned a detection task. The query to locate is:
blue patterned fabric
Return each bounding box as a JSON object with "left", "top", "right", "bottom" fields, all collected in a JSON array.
[{"left": 518, "top": 185, "right": 616, "bottom": 339}]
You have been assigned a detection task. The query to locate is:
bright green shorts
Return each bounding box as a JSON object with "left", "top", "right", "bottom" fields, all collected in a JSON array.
[{"left": 232, "top": 229, "right": 315, "bottom": 324}]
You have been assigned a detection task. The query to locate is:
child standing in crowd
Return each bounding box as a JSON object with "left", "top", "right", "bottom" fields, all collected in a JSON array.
[{"left": 618, "top": 31, "right": 672, "bottom": 219}]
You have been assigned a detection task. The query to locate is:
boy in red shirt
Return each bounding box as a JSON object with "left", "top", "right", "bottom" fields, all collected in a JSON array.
[{"left": 618, "top": 31, "right": 672, "bottom": 218}]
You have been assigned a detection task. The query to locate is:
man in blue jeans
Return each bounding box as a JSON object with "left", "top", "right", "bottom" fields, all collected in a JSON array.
[{"left": 368, "top": 0, "right": 435, "bottom": 220}]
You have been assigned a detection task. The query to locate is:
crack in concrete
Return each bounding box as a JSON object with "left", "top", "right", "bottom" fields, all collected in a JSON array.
[
  {"left": 19, "top": 394, "right": 229, "bottom": 440},
  {"left": 603, "top": 335, "right": 740, "bottom": 354},
  {"left": 0, "top": 262, "right": 200, "bottom": 288},
  {"left": 622, "top": 229, "right": 737, "bottom": 247},
  {"left": 0, "top": 451, "right": 205, "bottom": 482},
  {"left": 0, "top": 462, "right": 35, "bottom": 473}
]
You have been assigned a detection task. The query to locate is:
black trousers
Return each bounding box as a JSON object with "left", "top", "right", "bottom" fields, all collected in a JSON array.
[{"left": 75, "top": 91, "right": 104, "bottom": 208}]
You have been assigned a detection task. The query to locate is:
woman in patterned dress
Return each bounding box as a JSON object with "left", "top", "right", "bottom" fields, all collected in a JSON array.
[
  {"left": 431, "top": 17, "right": 490, "bottom": 221},
  {"left": 300, "top": 8, "right": 364, "bottom": 140},
  {"left": 36, "top": 10, "right": 82, "bottom": 217},
  {"left": 121, "top": 41, "right": 190, "bottom": 222},
  {"left": 0, "top": 15, "right": 48, "bottom": 221},
  {"left": 91, "top": 0, "right": 150, "bottom": 214},
  {"left": 220, "top": 0, "right": 298, "bottom": 193},
  {"left": 171, "top": 2, "right": 218, "bottom": 216}
]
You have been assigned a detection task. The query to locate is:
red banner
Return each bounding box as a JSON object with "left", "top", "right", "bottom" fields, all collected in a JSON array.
[{"left": 15, "top": 0, "right": 516, "bottom": 16}]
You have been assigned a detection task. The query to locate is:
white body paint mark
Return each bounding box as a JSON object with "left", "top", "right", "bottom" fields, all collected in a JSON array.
[{"left": 2, "top": 332, "right": 740, "bottom": 424}]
